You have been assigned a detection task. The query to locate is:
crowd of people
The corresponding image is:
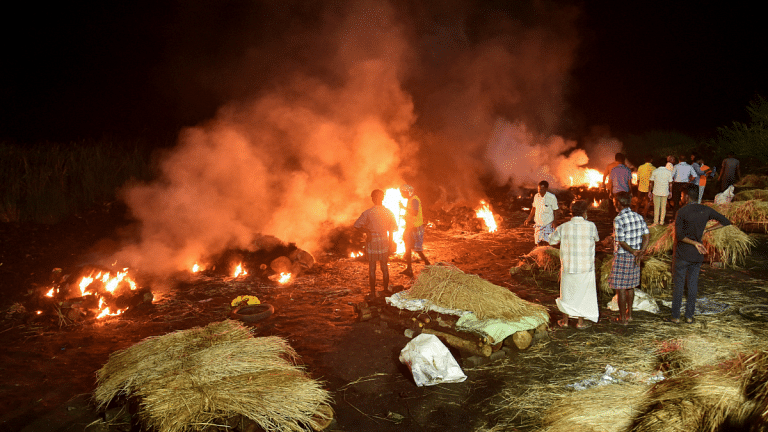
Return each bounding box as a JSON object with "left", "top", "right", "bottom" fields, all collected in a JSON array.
[{"left": 528, "top": 151, "right": 739, "bottom": 328}]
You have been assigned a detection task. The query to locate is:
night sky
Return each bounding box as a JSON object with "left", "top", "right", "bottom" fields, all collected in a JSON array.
[{"left": 2, "top": 0, "right": 766, "bottom": 144}]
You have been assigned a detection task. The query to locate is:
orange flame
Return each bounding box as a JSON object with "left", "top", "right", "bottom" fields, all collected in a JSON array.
[
  {"left": 192, "top": 263, "right": 201, "bottom": 273},
  {"left": 382, "top": 188, "right": 408, "bottom": 254},
  {"left": 279, "top": 272, "right": 292, "bottom": 284},
  {"left": 349, "top": 251, "right": 363, "bottom": 258},
  {"left": 475, "top": 200, "right": 498, "bottom": 232},
  {"left": 75, "top": 269, "right": 138, "bottom": 319},
  {"left": 631, "top": 172, "right": 638, "bottom": 186},
  {"left": 570, "top": 168, "right": 604, "bottom": 189},
  {"left": 44, "top": 287, "right": 55, "bottom": 297},
  {"left": 233, "top": 263, "right": 247, "bottom": 278},
  {"left": 593, "top": 198, "right": 601, "bottom": 208}
]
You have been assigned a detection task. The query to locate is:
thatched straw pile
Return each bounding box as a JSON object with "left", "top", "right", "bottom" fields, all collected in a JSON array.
[
  {"left": 404, "top": 265, "right": 549, "bottom": 322},
  {"left": 646, "top": 224, "right": 674, "bottom": 256},
  {"left": 539, "top": 383, "right": 647, "bottom": 432},
  {"left": 523, "top": 246, "right": 561, "bottom": 272},
  {"left": 735, "top": 174, "right": 768, "bottom": 188},
  {"left": 598, "top": 255, "right": 670, "bottom": 295},
  {"left": 733, "top": 188, "right": 768, "bottom": 201},
  {"left": 94, "top": 320, "right": 332, "bottom": 432},
  {"left": 702, "top": 223, "right": 756, "bottom": 267}
]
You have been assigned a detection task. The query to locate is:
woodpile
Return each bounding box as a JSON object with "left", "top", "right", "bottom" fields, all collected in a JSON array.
[
  {"left": 356, "top": 296, "right": 549, "bottom": 368},
  {"left": 270, "top": 248, "right": 315, "bottom": 277}
]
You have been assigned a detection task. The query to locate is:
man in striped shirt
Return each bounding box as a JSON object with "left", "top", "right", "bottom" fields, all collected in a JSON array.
[{"left": 549, "top": 200, "right": 601, "bottom": 329}]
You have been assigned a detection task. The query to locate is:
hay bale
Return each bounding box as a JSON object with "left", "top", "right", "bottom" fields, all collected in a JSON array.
[
  {"left": 724, "top": 200, "right": 768, "bottom": 233},
  {"left": 403, "top": 265, "right": 549, "bottom": 322},
  {"left": 523, "top": 246, "right": 561, "bottom": 272},
  {"left": 733, "top": 188, "right": 768, "bottom": 202},
  {"left": 702, "top": 223, "right": 756, "bottom": 267},
  {"left": 94, "top": 320, "right": 331, "bottom": 432}
]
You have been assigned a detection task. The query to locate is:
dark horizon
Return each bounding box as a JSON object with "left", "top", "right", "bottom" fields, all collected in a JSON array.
[{"left": 1, "top": 0, "right": 766, "bottom": 145}]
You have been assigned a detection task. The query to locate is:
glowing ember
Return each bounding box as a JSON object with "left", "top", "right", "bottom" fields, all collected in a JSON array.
[
  {"left": 36, "top": 310, "right": 42, "bottom": 315},
  {"left": 569, "top": 168, "right": 605, "bottom": 189},
  {"left": 192, "top": 263, "right": 201, "bottom": 273},
  {"left": 631, "top": 172, "right": 638, "bottom": 186},
  {"left": 382, "top": 188, "right": 408, "bottom": 254},
  {"left": 592, "top": 199, "right": 601, "bottom": 207},
  {"left": 232, "top": 263, "right": 247, "bottom": 278},
  {"left": 44, "top": 287, "right": 55, "bottom": 297},
  {"left": 475, "top": 201, "right": 498, "bottom": 232},
  {"left": 349, "top": 251, "right": 363, "bottom": 258},
  {"left": 279, "top": 272, "right": 292, "bottom": 284}
]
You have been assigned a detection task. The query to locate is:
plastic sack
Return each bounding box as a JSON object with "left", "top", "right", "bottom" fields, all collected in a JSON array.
[
  {"left": 607, "top": 288, "right": 659, "bottom": 314},
  {"left": 399, "top": 333, "right": 467, "bottom": 387},
  {"left": 714, "top": 185, "right": 735, "bottom": 205}
]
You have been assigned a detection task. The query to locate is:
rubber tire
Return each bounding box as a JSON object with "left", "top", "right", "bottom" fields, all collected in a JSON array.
[{"left": 231, "top": 304, "right": 274, "bottom": 323}]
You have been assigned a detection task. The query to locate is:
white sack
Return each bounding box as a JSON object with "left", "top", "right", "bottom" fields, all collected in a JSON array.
[
  {"left": 607, "top": 288, "right": 660, "bottom": 314},
  {"left": 399, "top": 333, "right": 467, "bottom": 387}
]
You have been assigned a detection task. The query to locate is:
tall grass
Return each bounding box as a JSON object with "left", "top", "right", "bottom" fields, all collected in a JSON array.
[{"left": 0, "top": 140, "right": 156, "bottom": 223}]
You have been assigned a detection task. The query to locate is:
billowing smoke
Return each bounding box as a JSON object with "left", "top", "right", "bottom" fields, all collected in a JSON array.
[{"left": 108, "top": 0, "right": 620, "bottom": 275}]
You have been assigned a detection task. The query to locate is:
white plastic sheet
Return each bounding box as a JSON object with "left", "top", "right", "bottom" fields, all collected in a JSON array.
[
  {"left": 607, "top": 288, "right": 660, "bottom": 313},
  {"left": 399, "top": 333, "right": 467, "bottom": 387}
]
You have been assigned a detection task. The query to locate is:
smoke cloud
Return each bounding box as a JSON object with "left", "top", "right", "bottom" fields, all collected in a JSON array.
[{"left": 109, "top": 0, "right": 622, "bottom": 275}]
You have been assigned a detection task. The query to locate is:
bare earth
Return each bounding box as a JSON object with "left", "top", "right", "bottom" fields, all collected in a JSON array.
[{"left": 1, "top": 203, "right": 767, "bottom": 432}]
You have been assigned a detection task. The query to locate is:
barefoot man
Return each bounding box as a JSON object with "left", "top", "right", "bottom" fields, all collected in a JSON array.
[
  {"left": 608, "top": 192, "right": 649, "bottom": 325},
  {"left": 354, "top": 189, "right": 398, "bottom": 300},
  {"left": 549, "top": 200, "right": 600, "bottom": 329}
]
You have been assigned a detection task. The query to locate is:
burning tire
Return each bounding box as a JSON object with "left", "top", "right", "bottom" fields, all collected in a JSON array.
[{"left": 231, "top": 304, "right": 274, "bottom": 323}]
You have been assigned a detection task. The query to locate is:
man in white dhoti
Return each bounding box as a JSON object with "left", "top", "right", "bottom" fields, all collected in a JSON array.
[{"left": 549, "top": 200, "right": 601, "bottom": 329}]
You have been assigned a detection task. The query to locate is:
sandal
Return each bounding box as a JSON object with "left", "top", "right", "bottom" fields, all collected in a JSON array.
[{"left": 663, "top": 316, "right": 681, "bottom": 324}]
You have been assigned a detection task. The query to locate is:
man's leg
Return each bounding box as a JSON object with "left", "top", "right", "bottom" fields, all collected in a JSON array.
[
  {"left": 698, "top": 185, "right": 705, "bottom": 203},
  {"left": 626, "top": 288, "right": 635, "bottom": 321},
  {"left": 381, "top": 259, "right": 390, "bottom": 291},
  {"left": 684, "top": 262, "right": 702, "bottom": 320},
  {"left": 671, "top": 258, "right": 687, "bottom": 320},
  {"left": 616, "top": 289, "right": 627, "bottom": 323},
  {"left": 642, "top": 193, "right": 652, "bottom": 218},
  {"left": 659, "top": 196, "right": 667, "bottom": 224},
  {"left": 416, "top": 251, "right": 430, "bottom": 266},
  {"left": 368, "top": 260, "right": 377, "bottom": 297}
]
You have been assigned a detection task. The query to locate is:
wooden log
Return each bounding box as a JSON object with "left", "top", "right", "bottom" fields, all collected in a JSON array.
[
  {"left": 511, "top": 330, "right": 533, "bottom": 350},
  {"left": 423, "top": 328, "right": 492, "bottom": 357}
]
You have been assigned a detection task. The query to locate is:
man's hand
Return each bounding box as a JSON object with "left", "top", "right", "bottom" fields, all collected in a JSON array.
[
  {"left": 694, "top": 242, "right": 707, "bottom": 254},
  {"left": 632, "top": 249, "right": 645, "bottom": 265}
]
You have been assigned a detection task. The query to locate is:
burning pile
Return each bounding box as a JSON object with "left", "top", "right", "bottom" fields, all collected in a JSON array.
[
  {"left": 41, "top": 266, "right": 151, "bottom": 323},
  {"left": 94, "top": 320, "right": 332, "bottom": 432}
]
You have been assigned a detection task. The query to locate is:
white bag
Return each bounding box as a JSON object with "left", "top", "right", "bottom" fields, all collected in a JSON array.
[
  {"left": 714, "top": 185, "right": 735, "bottom": 205},
  {"left": 399, "top": 333, "right": 467, "bottom": 387},
  {"left": 607, "top": 288, "right": 660, "bottom": 314}
]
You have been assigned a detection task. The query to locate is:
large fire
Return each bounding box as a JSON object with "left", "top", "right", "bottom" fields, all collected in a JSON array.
[
  {"left": 382, "top": 188, "right": 408, "bottom": 254},
  {"left": 475, "top": 201, "right": 497, "bottom": 232},
  {"left": 232, "top": 263, "right": 247, "bottom": 278},
  {"left": 569, "top": 168, "right": 604, "bottom": 189}
]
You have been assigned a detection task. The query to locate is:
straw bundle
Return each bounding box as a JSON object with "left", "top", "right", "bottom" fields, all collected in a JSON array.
[
  {"left": 94, "top": 320, "right": 332, "bottom": 432},
  {"left": 639, "top": 256, "right": 671, "bottom": 296},
  {"left": 702, "top": 223, "right": 756, "bottom": 267},
  {"left": 523, "top": 246, "right": 561, "bottom": 272},
  {"left": 404, "top": 265, "right": 549, "bottom": 322},
  {"left": 629, "top": 372, "right": 745, "bottom": 432},
  {"left": 725, "top": 200, "right": 768, "bottom": 232},
  {"left": 539, "top": 383, "right": 647, "bottom": 432},
  {"left": 646, "top": 224, "right": 674, "bottom": 256},
  {"left": 735, "top": 174, "right": 768, "bottom": 188},
  {"left": 599, "top": 255, "right": 670, "bottom": 295},
  {"left": 733, "top": 188, "right": 768, "bottom": 202}
]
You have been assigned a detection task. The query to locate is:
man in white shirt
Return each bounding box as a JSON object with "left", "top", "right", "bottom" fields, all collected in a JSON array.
[
  {"left": 524, "top": 180, "right": 560, "bottom": 246},
  {"left": 549, "top": 200, "right": 600, "bottom": 329},
  {"left": 649, "top": 159, "right": 674, "bottom": 226}
]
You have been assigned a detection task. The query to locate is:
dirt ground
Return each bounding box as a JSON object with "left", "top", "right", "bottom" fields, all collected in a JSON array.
[{"left": 1, "top": 201, "right": 767, "bottom": 432}]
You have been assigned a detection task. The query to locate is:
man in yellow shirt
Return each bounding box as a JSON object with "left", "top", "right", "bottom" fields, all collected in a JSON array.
[
  {"left": 636, "top": 154, "right": 655, "bottom": 219},
  {"left": 399, "top": 184, "right": 430, "bottom": 278}
]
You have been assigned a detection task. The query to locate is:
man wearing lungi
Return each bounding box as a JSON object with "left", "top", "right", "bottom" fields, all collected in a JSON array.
[
  {"left": 609, "top": 192, "right": 649, "bottom": 325},
  {"left": 524, "top": 180, "right": 560, "bottom": 246},
  {"left": 549, "top": 200, "right": 600, "bottom": 329},
  {"left": 399, "top": 184, "right": 430, "bottom": 278},
  {"left": 354, "top": 189, "right": 398, "bottom": 300}
]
